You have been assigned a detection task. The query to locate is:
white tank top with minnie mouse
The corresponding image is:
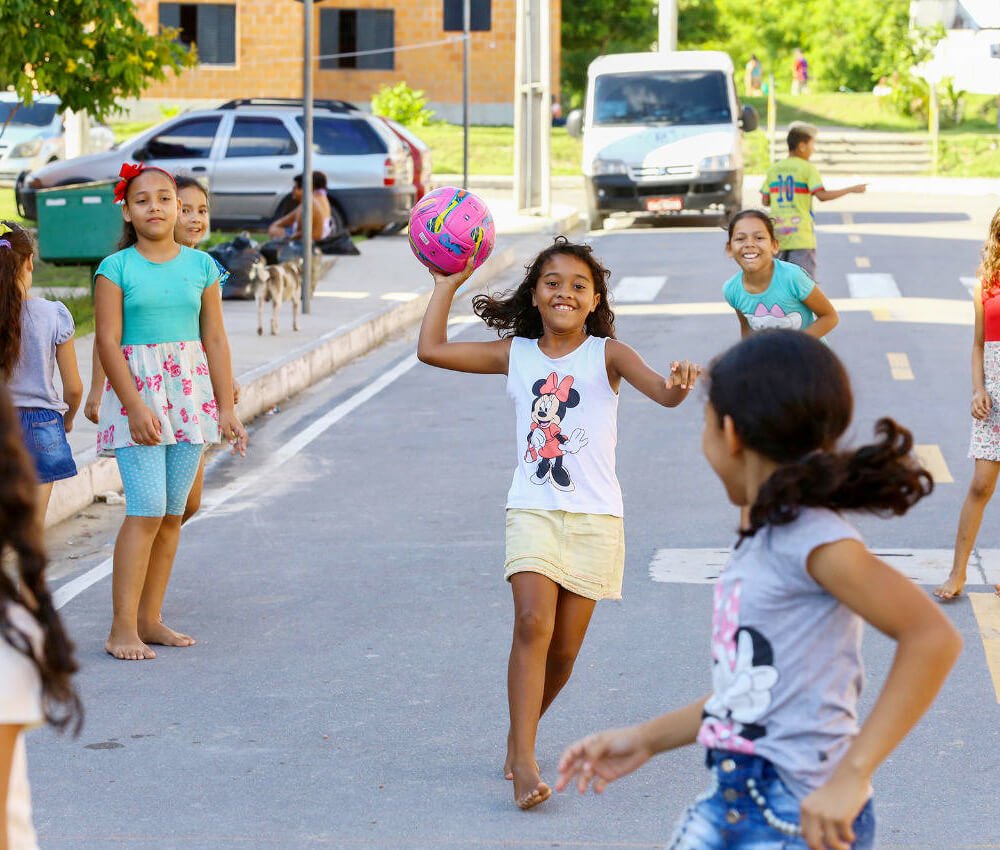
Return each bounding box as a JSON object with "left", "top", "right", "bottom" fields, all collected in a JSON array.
[{"left": 506, "top": 335, "right": 623, "bottom": 516}]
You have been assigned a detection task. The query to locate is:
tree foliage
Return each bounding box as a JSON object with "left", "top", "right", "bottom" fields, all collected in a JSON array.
[
  {"left": 0, "top": 0, "right": 194, "bottom": 119},
  {"left": 561, "top": 0, "right": 935, "bottom": 103}
]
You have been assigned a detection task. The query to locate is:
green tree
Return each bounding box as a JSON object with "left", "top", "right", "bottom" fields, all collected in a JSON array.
[
  {"left": 561, "top": 0, "right": 658, "bottom": 108},
  {"left": 0, "top": 0, "right": 194, "bottom": 119}
]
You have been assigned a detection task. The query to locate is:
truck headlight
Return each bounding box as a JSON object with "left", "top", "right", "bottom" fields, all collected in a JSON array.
[
  {"left": 11, "top": 139, "right": 43, "bottom": 158},
  {"left": 698, "top": 154, "right": 732, "bottom": 172},
  {"left": 592, "top": 158, "right": 629, "bottom": 176}
]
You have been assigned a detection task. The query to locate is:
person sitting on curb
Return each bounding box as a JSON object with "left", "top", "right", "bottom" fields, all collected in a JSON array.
[{"left": 267, "top": 172, "right": 335, "bottom": 242}]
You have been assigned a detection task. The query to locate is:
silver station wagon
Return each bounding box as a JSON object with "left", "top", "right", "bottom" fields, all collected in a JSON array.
[{"left": 16, "top": 99, "right": 415, "bottom": 235}]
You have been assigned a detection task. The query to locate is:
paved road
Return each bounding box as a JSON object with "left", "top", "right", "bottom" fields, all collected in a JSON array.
[{"left": 34, "top": 195, "right": 1000, "bottom": 849}]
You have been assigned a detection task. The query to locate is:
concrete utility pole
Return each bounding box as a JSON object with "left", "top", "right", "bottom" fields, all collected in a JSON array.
[
  {"left": 302, "top": 0, "right": 314, "bottom": 313},
  {"left": 462, "top": 0, "right": 470, "bottom": 189},
  {"left": 658, "top": 0, "right": 677, "bottom": 51},
  {"left": 513, "top": 0, "right": 551, "bottom": 215}
]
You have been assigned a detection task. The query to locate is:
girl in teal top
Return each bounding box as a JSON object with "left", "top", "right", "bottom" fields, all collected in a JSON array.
[
  {"left": 94, "top": 163, "right": 247, "bottom": 662},
  {"left": 722, "top": 210, "right": 838, "bottom": 339}
]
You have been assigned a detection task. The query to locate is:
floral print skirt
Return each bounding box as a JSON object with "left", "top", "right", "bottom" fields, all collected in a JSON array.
[
  {"left": 96, "top": 341, "right": 220, "bottom": 457},
  {"left": 970, "top": 342, "right": 1000, "bottom": 461}
]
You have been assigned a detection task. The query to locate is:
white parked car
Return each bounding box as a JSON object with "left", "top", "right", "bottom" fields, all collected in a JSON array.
[{"left": 0, "top": 93, "right": 114, "bottom": 185}]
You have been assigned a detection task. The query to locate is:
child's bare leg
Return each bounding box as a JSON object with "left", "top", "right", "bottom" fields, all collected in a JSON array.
[
  {"left": 507, "top": 573, "right": 557, "bottom": 809},
  {"left": 138, "top": 514, "right": 195, "bottom": 646},
  {"left": 936, "top": 460, "right": 1000, "bottom": 600},
  {"left": 106, "top": 516, "right": 162, "bottom": 660},
  {"left": 506, "top": 587, "right": 596, "bottom": 779},
  {"left": 181, "top": 455, "right": 206, "bottom": 524},
  {"left": 35, "top": 482, "right": 53, "bottom": 531}
]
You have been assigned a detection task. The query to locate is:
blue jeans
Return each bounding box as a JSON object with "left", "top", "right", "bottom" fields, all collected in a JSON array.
[
  {"left": 666, "top": 752, "right": 876, "bottom": 850},
  {"left": 16, "top": 407, "right": 77, "bottom": 485}
]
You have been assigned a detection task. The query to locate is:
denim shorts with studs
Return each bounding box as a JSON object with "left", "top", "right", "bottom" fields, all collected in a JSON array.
[{"left": 666, "top": 751, "right": 876, "bottom": 850}]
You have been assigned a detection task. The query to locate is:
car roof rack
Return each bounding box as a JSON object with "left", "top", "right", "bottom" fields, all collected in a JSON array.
[{"left": 218, "top": 98, "right": 359, "bottom": 113}]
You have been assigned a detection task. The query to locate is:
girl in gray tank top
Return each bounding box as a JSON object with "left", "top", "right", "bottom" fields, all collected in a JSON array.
[{"left": 557, "top": 331, "right": 962, "bottom": 849}]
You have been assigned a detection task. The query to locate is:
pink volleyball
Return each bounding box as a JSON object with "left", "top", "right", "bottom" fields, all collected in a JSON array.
[{"left": 408, "top": 186, "right": 495, "bottom": 275}]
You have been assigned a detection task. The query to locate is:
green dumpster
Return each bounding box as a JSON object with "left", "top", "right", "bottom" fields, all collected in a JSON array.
[{"left": 36, "top": 180, "right": 122, "bottom": 266}]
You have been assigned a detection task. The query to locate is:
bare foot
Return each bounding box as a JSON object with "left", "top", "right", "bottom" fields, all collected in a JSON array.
[
  {"left": 105, "top": 632, "right": 156, "bottom": 661},
  {"left": 934, "top": 575, "right": 965, "bottom": 601},
  {"left": 512, "top": 763, "right": 551, "bottom": 810},
  {"left": 503, "top": 733, "right": 538, "bottom": 781},
  {"left": 139, "top": 621, "right": 196, "bottom": 647}
]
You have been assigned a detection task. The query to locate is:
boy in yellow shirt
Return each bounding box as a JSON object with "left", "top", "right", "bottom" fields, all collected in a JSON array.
[{"left": 761, "top": 122, "right": 866, "bottom": 279}]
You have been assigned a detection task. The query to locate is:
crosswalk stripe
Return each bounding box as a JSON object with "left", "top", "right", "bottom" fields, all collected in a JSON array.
[
  {"left": 969, "top": 593, "right": 1000, "bottom": 703},
  {"left": 914, "top": 444, "right": 954, "bottom": 483},
  {"left": 612, "top": 276, "right": 667, "bottom": 303},
  {"left": 961, "top": 276, "right": 978, "bottom": 296},
  {"left": 847, "top": 273, "right": 902, "bottom": 299},
  {"left": 887, "top": 352, "right": 914, "bottom": 380},
  {"left": 648, "top": 548, "right": 999, "bottom": 585}
]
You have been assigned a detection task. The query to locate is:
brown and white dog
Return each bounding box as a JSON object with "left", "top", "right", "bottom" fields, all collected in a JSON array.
[{"left": 248, "top": 258, "right": 303, "bottom": 335}]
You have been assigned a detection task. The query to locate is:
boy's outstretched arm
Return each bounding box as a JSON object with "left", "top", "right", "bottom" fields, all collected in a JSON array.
[
  {"left": 557, "top": 696, "right": 708, "bottom": 795},
  {"left": 416, "top": 261, "right": 510, "bottom": 375},
  {"left": 814, "top": 184, "right": 866, "bottom": 202}
]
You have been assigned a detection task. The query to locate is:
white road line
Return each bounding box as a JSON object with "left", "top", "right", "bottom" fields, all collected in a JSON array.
[
  {"left": 961, "top": 277, "right": 978, "bottom": 296},
  {"left": 649, "top": 548, "right": 1000, "bottom": 585},
  {"left": 53, "top": 353, "right": 423, "bottom": 610},
  {"left": 612, "top": 276, "right": 667, "bottom": 303},
  {"left": 847, "top": 273, "right": 901, "bottom": 299}
]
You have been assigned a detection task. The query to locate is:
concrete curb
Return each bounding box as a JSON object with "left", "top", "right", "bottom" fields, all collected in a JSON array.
[{"left": 43, "top": 243, "right": 521, "bottom": 529}]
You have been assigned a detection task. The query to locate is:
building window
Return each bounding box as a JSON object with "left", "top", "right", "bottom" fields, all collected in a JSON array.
[
  {"left": 443, "top": 0, "right": 491, "bottom": 31},
  {"left": 319, "top": 9, "right": 394, "bottom": 70},
  {"left": 159, "top": 3, "right": 237, "bottom": 66},
  {"left": 226, "top": 118, "right": 298, "bottom": 158}
]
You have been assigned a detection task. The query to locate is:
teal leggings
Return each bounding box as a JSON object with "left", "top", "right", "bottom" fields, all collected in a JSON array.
[{"left": 116, "top": 443, "right": 204, "bottom": 517}]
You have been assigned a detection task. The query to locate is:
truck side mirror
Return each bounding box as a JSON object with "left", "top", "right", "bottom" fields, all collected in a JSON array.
[
  {"left": 566, "top": 109, "right": 584, "bottom": 139},
  {"left": 740, "top": 105, "right": 759, "bottom": 133}
]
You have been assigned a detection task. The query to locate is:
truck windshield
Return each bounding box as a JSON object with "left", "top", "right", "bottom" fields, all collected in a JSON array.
[
  {"left": 0, "top": 101, "right": 58, "bottom": 127},
  {"left": 593, "top": 71, "right": 731, "bottom": 126}
]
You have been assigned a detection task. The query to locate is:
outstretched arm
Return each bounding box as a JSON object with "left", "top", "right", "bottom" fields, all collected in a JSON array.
[
  {"left": 605, "top": 339, "right": 699, "bottom": 407},
  {"left": 417, "top": 261, "right": 511, "bottom": 375},
  {"left": 814, "top": 184, "right": 866, "bottom": 202}
]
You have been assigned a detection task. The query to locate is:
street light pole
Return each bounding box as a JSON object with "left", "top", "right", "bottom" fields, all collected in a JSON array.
[
  {"left": 462, "top": 0, "right": 470, "bottom": 190},
  {"left": 658, "top": 0, "right": 677, "bottom": 51},
  {"left": 302, "top": 0, "right": 314, "bottom": 313}
]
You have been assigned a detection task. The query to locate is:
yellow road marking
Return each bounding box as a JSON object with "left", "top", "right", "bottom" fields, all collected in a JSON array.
[
  {"left": 887, "top": 352, "right": 914, "bottom": 380},
  {"left": 855, "top": 256, "right": 871, "bottom": 268},
  {"left": 848, "top": 234, "right": 862, "bottom": 244},
  {"left": 914, "top": 444, "right": 954, "bottom": 483},
  {"left": 969, "top": 592, "right": 1000, "bottom": 703}
]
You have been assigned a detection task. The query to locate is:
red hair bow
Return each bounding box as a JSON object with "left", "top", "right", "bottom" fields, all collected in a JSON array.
[
  {"left": 114, "top": 162, "right": 145, "bottom": 203},
  {"left": 539, "top": 372, "right": 573, "bottom": 401}
]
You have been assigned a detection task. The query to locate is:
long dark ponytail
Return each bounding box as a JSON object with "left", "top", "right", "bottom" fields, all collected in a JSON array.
[
  {"left": 0, "top": 384, "right": 82, "bottom": 733},
  {"left": 706, "top": 330, "right": 933, "bottom": 540},
  {"left": 0, "top": 222, "right": 35, "bottom": 379}
]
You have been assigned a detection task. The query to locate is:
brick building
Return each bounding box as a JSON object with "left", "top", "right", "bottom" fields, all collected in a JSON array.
[{"left": 132, "top": 0, "right": 562, "bottom": 124}]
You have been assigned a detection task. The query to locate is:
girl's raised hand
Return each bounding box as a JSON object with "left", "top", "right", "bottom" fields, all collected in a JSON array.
[
  {"left": 799, "top": 770, "right": 870, "bottom": 850},
  {"left": 127, "top": 402, "right": 162, "bottom": 445},
  {"left": 972, "top": 387, "right": 992, "bottom": 420},
  {"left": 665, "top": 359, "right": 701, "bottom": 391},
  {"left": 429, "top": 258, "right": 476, "bottom": 290},
  {"left": 555, "top": 726, "right": 651, "bottom": 795},
  {"left": 219, "top": 409, "right": 248, "bottom": 457}
]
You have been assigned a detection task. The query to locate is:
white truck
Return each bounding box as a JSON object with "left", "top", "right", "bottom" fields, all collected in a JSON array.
[{"left": 566, "top": 50, "right": 758, "bottom": 230}]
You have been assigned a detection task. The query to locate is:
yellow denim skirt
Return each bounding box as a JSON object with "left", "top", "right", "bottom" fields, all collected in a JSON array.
[{"left": 504, "top": 508, "right": 625, "bottom": 601}]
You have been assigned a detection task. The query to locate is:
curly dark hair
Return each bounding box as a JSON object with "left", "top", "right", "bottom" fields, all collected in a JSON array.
[
  {"left": 0, "top": 384, "right": 82, "bottom": 733},
  {"left": 472, "top": 236, "right": 616, "bottom": 339},
  {"left": 706, "top": 331, "right": 933, "bottom": 541},
  {"left": 0, "top": 221, "right": 35, "bottom": 380}
]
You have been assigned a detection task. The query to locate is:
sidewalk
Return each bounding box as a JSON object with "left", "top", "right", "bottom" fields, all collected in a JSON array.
[{"left": 42, "top": 196, "right": 580, "bottom": 528}]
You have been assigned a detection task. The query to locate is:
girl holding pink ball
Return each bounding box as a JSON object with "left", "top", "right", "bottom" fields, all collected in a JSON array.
[{"left": 417, "top": 235, "right": 699, "bottom": 810}]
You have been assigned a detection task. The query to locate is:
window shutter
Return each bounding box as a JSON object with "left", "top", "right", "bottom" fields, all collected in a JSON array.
[
  {"left": 443, "top": 0, "right": 491, "bottom": 31},
  {"left": 358, "top": 10, "right": 394, "bottom": 70},
  {"left": 196, "top": 4, "right": 236, "bottom": 65},
  {"left": 319, "top": 9, "right": 340, "bottom": 70},
  {"left": 159, "top": 3, "right": 180, "bottom": 30}
]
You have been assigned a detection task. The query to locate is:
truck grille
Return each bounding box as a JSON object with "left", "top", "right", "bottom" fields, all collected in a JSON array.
[{"left": 629, "top": 164, "right": 695, "bottom": 179}]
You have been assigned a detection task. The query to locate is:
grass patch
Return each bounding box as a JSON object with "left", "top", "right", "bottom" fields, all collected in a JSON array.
[
  {"left": 938, "top": 133, "right": 1000, "bottom": 178},
  {"left": 416, "top": 124, "right": 582, "bottom": 176},
  {"left": 60, "top": 295, "right": 96, "bottom": 337}
]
